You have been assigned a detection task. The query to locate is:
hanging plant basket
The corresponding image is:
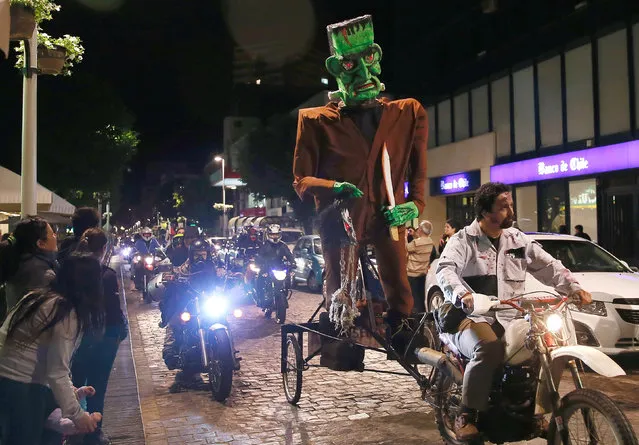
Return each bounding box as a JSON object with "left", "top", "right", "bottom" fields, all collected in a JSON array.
[
  {"left": 9, "top": 4, "right": 36, "bottom": 41},
  {"left": 37, "top": 45, "right": 67, "bottom": 75}
]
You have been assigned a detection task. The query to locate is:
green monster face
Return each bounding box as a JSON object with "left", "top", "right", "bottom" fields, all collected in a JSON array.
[{"left": 325, "top": 15, "right": 384, "bottom": 106}]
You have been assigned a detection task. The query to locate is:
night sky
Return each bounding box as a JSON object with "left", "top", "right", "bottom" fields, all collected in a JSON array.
[{"left": 1, "top": 0, "right": 394, "bottom": 168}]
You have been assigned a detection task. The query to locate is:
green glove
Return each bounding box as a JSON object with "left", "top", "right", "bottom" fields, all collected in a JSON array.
[
  {"left": 333, "top": 181, "right": 364, "bottom": 198},
  {"left": 383, "top": 201, "right": 419, "bottom": 227}
]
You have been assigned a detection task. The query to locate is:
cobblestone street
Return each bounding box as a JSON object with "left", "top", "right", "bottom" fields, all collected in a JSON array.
[{"left": 112, "top": 258, "right": 639, "bottom": 445}]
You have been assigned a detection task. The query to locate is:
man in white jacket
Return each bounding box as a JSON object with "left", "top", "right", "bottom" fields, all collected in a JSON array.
[{"left": 436, "top": 182, "right": 592, "bottom": 440}]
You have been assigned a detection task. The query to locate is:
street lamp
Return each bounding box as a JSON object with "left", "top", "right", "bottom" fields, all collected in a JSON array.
[{"left": 214, "top": 155, "right": 226, "bottom": 237}]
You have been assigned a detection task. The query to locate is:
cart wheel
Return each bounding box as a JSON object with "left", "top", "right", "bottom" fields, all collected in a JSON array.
[{"left": 282, "top": 333, "right": 303, "bottom": 404}]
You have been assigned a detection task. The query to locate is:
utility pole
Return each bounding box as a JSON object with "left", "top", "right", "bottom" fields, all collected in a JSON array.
[{"left": 20, "top": 27, "right": 38, "bottom": 217}]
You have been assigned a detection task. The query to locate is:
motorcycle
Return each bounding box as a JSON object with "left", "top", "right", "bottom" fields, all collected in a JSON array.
[
  {"left": 132, "top": 248, "right": 171, "bottom": 303},
  {"left": 415, "top": 292, "right": 637, "bottom": 445},
  {"left": 253, "top": 259, "right": 291, "bottom": 324},
  {"left": 161, "top": 274, "right": 242, "bottom": 402}
]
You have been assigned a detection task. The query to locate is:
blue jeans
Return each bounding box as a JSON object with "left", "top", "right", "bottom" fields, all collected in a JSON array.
[{"left": 71, "top": 330, "right": 122, "bottom": 428}]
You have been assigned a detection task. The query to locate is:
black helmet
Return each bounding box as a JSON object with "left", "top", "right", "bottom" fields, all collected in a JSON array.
[{"left": 188, "top": 238, "right": 212, "bottom": 265}]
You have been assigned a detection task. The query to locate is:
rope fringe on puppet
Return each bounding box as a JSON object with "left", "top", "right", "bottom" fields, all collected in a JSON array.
[{"left": 328, "top": 207, "right": 362, "bottom": 334}]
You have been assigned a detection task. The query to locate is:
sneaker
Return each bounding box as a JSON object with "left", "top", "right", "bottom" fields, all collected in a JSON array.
[{"left": 454, "top": 412, "right": 480, "bottom": 440}]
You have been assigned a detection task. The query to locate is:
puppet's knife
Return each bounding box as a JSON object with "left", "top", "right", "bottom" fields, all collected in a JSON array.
[{"left": 381, "top": 144, "right": 399, "bottom": 241}]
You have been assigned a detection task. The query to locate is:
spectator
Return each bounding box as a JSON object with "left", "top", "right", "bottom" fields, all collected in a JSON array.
[
  {"left": 58, "top": 208, "right": 100, "bottom": 267},
  {"left": 2, "top": 217, "right": 58, "bottom": 313},
  {"left": 0, "top": 253, "right": 103, "bottom": 444},
  {"left": 574, "top": 224, "right": 592, "bottom": 241},
  {"left": 1, "top": 233, "right": 10, "bottom": 242},
  {"left": 559, "top": 224, "right": 569, "bottom": 234},
  {"left": 72, "top": 228, "right": 128, "bottom": 445},
  {"left": 439, "top": 219, "right": 461, "bottom": 255},
  {"left": 406, "top": 220, "right": 435, "bottom": 313}
]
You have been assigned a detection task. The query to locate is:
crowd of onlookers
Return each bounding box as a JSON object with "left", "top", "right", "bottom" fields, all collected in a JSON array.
[{"left": 0, "top": 208, "right": 128, "bottom": 445}]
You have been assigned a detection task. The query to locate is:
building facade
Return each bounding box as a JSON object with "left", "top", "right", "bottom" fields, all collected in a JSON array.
[{"left": 423, "top": 20, "right": 639, "bottom": 265}]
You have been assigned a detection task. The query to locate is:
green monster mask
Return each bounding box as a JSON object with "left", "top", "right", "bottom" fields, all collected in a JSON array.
[{"left": 325, "top": 15, "right": 385, "bottom": 106}]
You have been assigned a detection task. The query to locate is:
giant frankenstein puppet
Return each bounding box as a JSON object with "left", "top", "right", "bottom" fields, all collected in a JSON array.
[{"left": 293, "top": 15, "right": 428, "bottom": 356}]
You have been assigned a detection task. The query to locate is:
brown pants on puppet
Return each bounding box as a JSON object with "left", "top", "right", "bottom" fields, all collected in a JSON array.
[{"left": 319, "top": 204, "right": 414, "bottom": 319}]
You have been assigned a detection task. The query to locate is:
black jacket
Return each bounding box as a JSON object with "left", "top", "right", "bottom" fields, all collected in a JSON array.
[
  {"left": 102, "top": 265, "right": 128, "bottom": 339},
  {"left": 57, "top": 236, "right": 81, "bottom": 266},
  {"left": 258, "top": 241, "right": 294, "bottom": 267}
]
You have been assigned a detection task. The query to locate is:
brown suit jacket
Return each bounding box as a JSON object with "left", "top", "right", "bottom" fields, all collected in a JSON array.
[{"left": 292, "top": 97, "right": 428, "bottom": 240}]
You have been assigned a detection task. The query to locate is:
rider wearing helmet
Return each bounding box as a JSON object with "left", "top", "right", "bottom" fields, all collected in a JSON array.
[
  {"left": 134, "top": 227, "right": 161, "bottom": 255},
  {"left": 165, "top": 233, "right": 188, "bottom": 266},
  {"left": 162, "top": 238, "right": 217, "bottom": 389},
  {"left": 258, "top": 224, "right": 294, "bottom": 267}
]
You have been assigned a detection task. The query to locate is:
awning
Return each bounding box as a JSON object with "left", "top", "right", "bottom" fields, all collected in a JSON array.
[
  {"left": 0, "top": 211, "right": 71, "bottom": 225},
  {"left": 253, "top": 216, "right": 266, "bottom": 227},
  {"left": 0, "top": 165, "right": 76, "bottom": 216},
  {"left": 0, "top": 0, "right": 8, "bottom": 59},
  {"left": 227, "top": 216, "right": 240, "bottom": 230}
]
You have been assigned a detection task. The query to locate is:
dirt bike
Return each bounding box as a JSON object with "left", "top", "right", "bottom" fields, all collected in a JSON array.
[{"left": 416, "top": 292, "right": 637, "bottom": 445}]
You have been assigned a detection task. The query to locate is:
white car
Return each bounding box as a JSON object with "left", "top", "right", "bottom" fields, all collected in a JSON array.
[{"left": 425, "top": 233, "right": 639, "bottom": 356}]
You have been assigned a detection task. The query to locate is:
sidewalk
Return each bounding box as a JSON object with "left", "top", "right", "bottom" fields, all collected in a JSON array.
[{"left": 100, "top": 260, "right": 145, "bottom": 444}]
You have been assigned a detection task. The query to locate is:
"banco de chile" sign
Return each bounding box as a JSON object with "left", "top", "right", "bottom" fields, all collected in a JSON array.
[
  {"left": 430, "top": 170, "right": 482, "bottom": 196},
  {"left": 490, "top": 140, "right": 639, "bottom": 185}
]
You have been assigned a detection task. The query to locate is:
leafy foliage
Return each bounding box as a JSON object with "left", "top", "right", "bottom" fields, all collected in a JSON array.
[
  {"left": 36, "top": 75, "right": 139, "bottom": 212},
  {"left": 15, "top": 32, "right": 85, "bottom": 76},
  {"left": 10, "top": 0, "right": 60, "bottom": 23},
  {"left": 236, "top": 113, "right": 315, "bottom": 231}
]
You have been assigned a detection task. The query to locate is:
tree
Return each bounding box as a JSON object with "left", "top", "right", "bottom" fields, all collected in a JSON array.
[
  {"left": 236, "top": 113, "right": 316, "bottom": 232},
  {"left": 36, "top": 74, "right": 139, "bottom": 212}
]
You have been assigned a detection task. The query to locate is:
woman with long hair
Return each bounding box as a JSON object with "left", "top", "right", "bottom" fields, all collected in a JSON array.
[
  {"left": 438, "top": 219, "right": 462, "bottom": 255},
  {"left": 0, "top": 253, "right": 103, "bottom": 444},
  {"left": 72, "top": 228, "right": 128, "bottom": 445},
  {"left": 1, "top": 217, "right": 58, "bottom": 314}
]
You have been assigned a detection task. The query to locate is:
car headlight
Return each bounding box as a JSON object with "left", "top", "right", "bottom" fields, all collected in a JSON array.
[
  {"left": 272, "top": 269, "right": 287, "bottom": 281},
  {"left": 249, "top": 263, "right": 260, "bottom": 273},
  {"left": 568, "top": 300, "right": 607, "bottom": 317},
  {"left": 203, "top": 295, "right": 228, "bottom": 317},
  {"left": 545, "top": 313, "right": 564, "bottom": 333},
  {"left": 144, "top": 257, "right": 154, "bottom": 265}
]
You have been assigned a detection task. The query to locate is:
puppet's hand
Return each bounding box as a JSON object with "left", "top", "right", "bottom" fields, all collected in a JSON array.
[
  {"left": 333, "top": 182, "right": 364, "bottom": 198},
  {"left": 384, "top": 202, "right": 419, "bottom": 227}
]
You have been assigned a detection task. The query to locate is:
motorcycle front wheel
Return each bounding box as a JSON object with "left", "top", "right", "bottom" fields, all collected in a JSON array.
[
  {"left": 142, "top": 274, "right": 152, "bottom": 303},
  {"left": 275, "top": 293, "right": 287, "bottom": 324},
  {"left": 547, "top": 388, "right": 637, "bottom": 445},
  {"left": 207, "top": 329, "right": 234, "bottom": 402}
]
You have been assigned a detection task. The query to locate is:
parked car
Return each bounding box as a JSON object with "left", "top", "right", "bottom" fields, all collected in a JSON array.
[
  {"left": 292, "top": 235, "right": 324, "bottom": 293},
  {"left": 281, "top": 228, "right": 304, "bottom": 251},
  {"left": 425, "top": 233, "right": 639, "bottom": 356}
]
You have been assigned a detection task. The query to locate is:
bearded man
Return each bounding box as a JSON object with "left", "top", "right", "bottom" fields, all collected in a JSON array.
[{"left": 292, "top": 15, "right": 428, "bottom": 356}]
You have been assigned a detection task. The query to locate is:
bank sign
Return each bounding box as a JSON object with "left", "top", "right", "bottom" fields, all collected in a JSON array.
[
  {"left": 430, "top": 170, "right": 481, "bottom": 196},
  {"left": 490, "top": 140, "right": 639, "bottom": 185}
]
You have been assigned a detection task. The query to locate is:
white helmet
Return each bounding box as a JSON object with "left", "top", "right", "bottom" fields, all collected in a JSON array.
[
  {"left": 265, "top": 224, "right": 281, "bottom": 244},
  {"left": 141, "top": 227, "right": 153, "bottom": 241}
]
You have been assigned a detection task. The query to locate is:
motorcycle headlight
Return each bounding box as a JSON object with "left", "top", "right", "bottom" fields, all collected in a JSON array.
[
  {"left": 134, "top": 255, "right": 142, "bottom": 263},
  {"left": 180, "top": 311, "right": 191, "bottom": 322},
  {"left": 122, "top": 247, "right": 131, "bottom": 256},
  {"left": 568, "top": 301, "right": 607, "bottom": 317},
  {"left": 272, "top": 269, "right": 287, "bottom": 281},
  {"left": 203, "top": 295, "right": 228, "bottom": 317},
  {"left": 249, "top": 263, "right": 260, "bottom": 273},
  {"left": 144, "top": 257, "right": 154, "bottom": 265},
  {"left": 545, "top": 313, "right": 564, "bottom": 333}
]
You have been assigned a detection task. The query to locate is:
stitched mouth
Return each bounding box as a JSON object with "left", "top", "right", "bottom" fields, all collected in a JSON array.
[{"left": 356, "top": 82, "right": 375, "bottom": 91}]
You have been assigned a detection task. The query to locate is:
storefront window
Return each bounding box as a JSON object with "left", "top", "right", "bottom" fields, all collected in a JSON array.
[
  {"left": 569, "top": 179, "right": 597, "bottom": 242},
  {"left": 446, "top": 194, "right": 475, "bottom": 228},
  {"left": 539, "top": 182, "right": 567, "bottom": 233},
  {"left": 515, "top": 186, "right": 538, "bottom": 232}
]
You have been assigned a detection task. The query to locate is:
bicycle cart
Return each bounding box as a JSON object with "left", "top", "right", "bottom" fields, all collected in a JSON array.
[{"left": 279, "top": 201, "right": 439, "bottom": 404}]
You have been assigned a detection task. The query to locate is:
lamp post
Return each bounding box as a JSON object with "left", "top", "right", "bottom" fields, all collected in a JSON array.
[{"left": 214, "top": 155, "right": 225, "bottom": 237}]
